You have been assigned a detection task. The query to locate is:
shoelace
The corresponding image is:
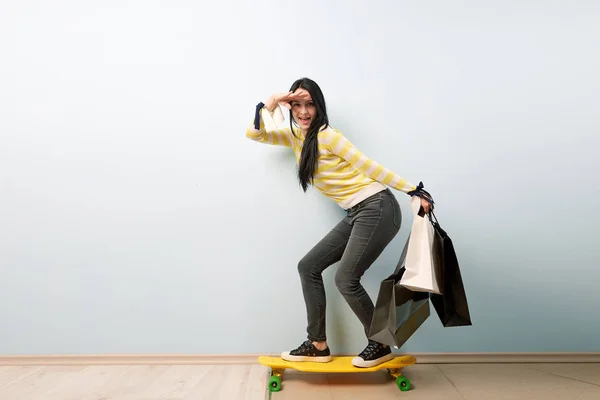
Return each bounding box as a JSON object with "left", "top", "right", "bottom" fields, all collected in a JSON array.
[
  {"left": 360, "top": 342, "right": 381, "bottom": 358},
  {"left": 293, "top": 340, "right": 313, "bottom": 353}
]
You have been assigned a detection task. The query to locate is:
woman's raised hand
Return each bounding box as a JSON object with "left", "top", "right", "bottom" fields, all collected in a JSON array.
[{"left": 266, "top": 91, "right": 310, "bottom": 111}]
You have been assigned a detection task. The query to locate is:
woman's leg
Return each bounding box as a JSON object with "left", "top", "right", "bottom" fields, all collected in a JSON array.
[
  {"left": 281, "top": 217, "right": 352, "bottom": 362},
  {"left": 334, "top": 189, "right": 401, "bottom": 367}
]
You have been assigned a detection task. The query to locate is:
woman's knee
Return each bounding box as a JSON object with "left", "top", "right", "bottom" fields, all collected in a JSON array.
[
  {"left": 297, "top": 257, "right": 313, "bottom": 277},
  {"left": 334, "top": 270, "right": 355, "bottom": 294}
]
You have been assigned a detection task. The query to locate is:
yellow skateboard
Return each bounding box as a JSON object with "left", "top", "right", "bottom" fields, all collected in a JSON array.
[{"left": 258, "top": 355, "right": 416, "bottom": 392}]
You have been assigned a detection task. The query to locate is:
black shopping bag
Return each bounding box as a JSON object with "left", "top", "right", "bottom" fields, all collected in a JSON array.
[
  {"left": 368, "top": 239, "right": 430, "bottom": 348},
  {"left": 428, "top": 211, "right": 472, "bottom": 327}
]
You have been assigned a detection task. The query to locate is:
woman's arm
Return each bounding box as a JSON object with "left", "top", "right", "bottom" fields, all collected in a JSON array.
[
  {"left": 323, "top": 129, "right": 416, "bottom": 193},
  {"left": 245, "top": 102, "right": 292, "bottom": 147},
  {"left": 324, "top": 129, "right": 434, "bottom": 212},
  {"left": 245, "top": 91, "right": 307, "bottom": 147}
]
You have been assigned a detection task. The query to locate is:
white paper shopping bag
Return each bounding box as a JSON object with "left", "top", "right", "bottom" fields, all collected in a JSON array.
[{"left": 399, "top": 196, "right": 442, "bottom": 294}]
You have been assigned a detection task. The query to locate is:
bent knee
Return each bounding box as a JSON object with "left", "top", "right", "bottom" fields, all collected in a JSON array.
[
  {"left": 298, "top": 258, "right": 313, "bottom": 277},
  {"left": 335, "top": 272, "right": 357, "bottom": 294}
]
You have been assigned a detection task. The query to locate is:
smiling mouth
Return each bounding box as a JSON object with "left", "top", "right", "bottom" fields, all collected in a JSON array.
[{"left": 299, "top": 117, "right": 311, "bottom": 124}]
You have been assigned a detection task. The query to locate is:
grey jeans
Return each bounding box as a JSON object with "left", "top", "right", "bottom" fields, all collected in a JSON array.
[{"left": 298, "top": 188, "right": 402, "bottom": 342}]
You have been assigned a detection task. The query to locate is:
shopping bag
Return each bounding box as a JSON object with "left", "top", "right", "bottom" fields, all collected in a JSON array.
[
  {"left": 368, "top": 239, "right": 430, "bottom": 348},
  {"left": 429, "top": 211, "right": 472, "bottom": 327},
  {"left": 399, "top": 195, "right": 443, "bottom": 294}
]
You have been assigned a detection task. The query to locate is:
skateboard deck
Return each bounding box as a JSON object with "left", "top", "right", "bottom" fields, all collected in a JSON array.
[{"left": 258, "top": 355, "right": 416, "bottom": 392}]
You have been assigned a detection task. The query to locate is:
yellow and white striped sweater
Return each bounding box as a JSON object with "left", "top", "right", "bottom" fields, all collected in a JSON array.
[{"left": 246, "top": 107, "right": 416, "bottom": 209}]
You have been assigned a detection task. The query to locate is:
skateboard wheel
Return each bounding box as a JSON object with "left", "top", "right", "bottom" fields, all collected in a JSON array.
[
  {"left": 268, "top": 376, "right": 281, "bottom": 392},
  {"left": 396, "top": 375, "right": 411, "bottom": 391}
]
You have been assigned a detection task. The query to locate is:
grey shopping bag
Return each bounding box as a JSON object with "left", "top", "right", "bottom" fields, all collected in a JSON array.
[{"left": 368, "top": 238, "right": 430, "bottom": 348}]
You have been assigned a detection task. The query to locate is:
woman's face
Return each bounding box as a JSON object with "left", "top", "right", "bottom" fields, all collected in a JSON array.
[{"left": 290, "top": 88, "right": 316, "bottom": 132}]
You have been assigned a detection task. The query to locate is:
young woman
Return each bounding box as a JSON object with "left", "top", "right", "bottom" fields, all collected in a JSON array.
[{"left": 245, "top": 77, "right": 432, "bottom": 368}]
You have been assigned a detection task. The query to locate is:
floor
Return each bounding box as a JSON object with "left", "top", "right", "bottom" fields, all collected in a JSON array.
[
  {"left": 0, "top": 363, "right": 599, "bottom": 399},
  {"left": 0, "top": 364, "right": 268, "bottom": 400},
  {"left": 269, "top": 363, "right": 600, "bottom": 400}
]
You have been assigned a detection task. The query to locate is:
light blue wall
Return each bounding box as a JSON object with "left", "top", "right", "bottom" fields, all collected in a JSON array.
[{"left": 1, "top": 0, "right": 599, "bottom": 355}]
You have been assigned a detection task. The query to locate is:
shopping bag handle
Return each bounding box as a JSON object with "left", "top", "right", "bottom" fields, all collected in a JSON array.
[
  {"left": 429, "top": 210, "right": 439, "bottom": 225},
  {"left": 408, "top": 181, "right": 435, "bottom": 210}
]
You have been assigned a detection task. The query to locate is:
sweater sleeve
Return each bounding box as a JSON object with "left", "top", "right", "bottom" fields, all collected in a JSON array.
[
  {"left": 245, "top": 105, "right": 292, "bottom": 147},
  {"left": 323, "top": 129, "right": 417, "bottom": 194}
]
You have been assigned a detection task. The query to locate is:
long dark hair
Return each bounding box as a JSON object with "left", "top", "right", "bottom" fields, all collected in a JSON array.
[{"left": 289, "top": 78, "right": 329, "bottom": 192}]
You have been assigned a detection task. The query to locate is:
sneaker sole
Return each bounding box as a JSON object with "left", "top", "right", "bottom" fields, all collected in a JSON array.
[
  {"left": 281, "top": 352, "right": 331, "bottom": 363},
  {"left": 351, "top": 353, "right": 394, "bottom": 368}
]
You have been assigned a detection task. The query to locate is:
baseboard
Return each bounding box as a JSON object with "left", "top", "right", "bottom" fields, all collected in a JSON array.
[
  {"left": 1, "top": 352, "right": 599, "bottom": 366},
  {"left": 0, "top": 354, "right": 261, "bottom": 366},
  {"left": 409, "top": 352, "right": 600, "bottom": 364}
]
